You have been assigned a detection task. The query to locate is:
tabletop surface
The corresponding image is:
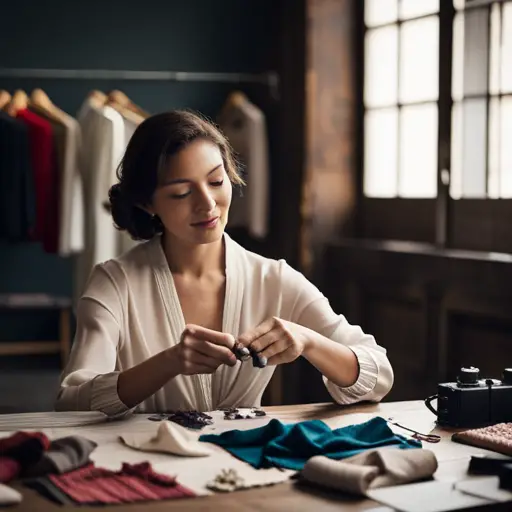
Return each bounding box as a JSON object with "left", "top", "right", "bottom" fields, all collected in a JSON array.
[{"left": 4, "top": 400, "right": 504, "bottom": 511}]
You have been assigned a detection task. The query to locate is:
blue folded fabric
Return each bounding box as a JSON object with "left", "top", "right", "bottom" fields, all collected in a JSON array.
[{"left": 199, "top": 417, "right": 421, "bottom": 470}]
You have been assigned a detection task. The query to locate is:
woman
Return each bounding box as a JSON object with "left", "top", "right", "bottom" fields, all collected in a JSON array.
[{"left": 56, "top": 110, "right": 393, "bottom": 417}]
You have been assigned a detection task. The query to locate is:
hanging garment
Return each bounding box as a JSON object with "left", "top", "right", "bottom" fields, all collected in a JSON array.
[
  {"left": 75, "top": 98, "right": 125, "bottom": 299},
  {"left": 16, "top": 109, "right": 57, "bottom": 251},
  {"left": 0, "top": 112, "right": 35, "bottom": 241},
  {"left": 218, "top": 92, "right": 270, "bottom": 239},
  {"left": 199, "top": 417, "right": 421, "bottom": 470},
  {"left": 30, "top": 105, "right": 84, "bottom": 256}
]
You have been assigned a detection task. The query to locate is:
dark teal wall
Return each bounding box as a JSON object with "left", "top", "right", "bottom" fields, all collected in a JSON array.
[{"left": 0, "top": 0, "right": 279, "bottom": 340}]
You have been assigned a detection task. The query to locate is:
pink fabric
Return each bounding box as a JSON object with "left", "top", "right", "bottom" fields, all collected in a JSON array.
[
  {"left": 48, "top": 462, "right": 196, "bottom": 504},
  {"left": 453, "top": 423, "right": 512, "bottom": 456}
]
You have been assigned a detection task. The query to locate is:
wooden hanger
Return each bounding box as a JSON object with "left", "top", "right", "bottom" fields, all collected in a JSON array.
[
  {"left": 30, "top": 88, "right": 67, "bottom": 124},
  {"left": 226, "top": 91, "right": 248, "bottom": 108},
  {"left": 107, "top": 98, "right": 144, "bottom": 125},
  {"left": 219, "top": 90, "right": 248, "bottom": 121},
  {"left": 108, "top": 89, "right": 149, "bottom": 118},
  {"left": 0, "top": 90, "right": 11, "bottom": 110},
  {"left": 6, "top": 89, "right": 28, "bottom": 116},
  {"left": 88, "top": 89, "right": 107, "bottom": 108}
]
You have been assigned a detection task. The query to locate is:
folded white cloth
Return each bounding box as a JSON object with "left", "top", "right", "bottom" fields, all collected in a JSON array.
[
  {"left": 0, "top": 483, "right": 22, "bottom": 505},
  {"left": 120, "top": 421, "right": 213, "bottom": 457},
  {"left": 301, "top": 448, "right": 438, "bottom": 496}
]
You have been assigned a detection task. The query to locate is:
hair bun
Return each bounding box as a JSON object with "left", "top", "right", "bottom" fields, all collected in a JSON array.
[{"left": 108, "top": 183, "right": 131, "bottom": 231}]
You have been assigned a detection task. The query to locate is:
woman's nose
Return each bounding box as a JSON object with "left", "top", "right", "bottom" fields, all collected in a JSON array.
[{"left": 196, "top": 189, "right": 216, "bottom": 212}]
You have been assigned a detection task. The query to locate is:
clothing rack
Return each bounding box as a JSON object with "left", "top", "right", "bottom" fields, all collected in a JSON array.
[{"left": 0, "top": 68, "right": 280, "bottom": 99}]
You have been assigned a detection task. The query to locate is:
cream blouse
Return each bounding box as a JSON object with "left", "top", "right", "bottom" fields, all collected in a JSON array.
[{"left": 56, "top": 234, "right": 393, "bottom": 416}]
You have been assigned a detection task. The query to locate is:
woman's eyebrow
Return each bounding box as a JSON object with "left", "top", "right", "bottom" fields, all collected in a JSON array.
[{"left": 162, "top": 164, "right": 223, "bottom": 185}]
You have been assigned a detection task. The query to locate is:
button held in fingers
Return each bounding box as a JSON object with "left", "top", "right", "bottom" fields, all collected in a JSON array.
[{"left": 232, "top": 341, "right": 251, "bottom": 361}]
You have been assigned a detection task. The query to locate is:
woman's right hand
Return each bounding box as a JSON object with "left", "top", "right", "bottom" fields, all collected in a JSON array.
[{"left": 168, "top": 324, "right": 238, "bottom": 375}]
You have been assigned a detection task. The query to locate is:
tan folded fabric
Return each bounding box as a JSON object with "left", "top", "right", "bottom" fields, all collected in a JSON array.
[
  {"left": 0, "top": 483, "right": 22, "bottom": 505},
  {"left": 120, "top": 421, "right": 213, "bottom": 457},
  {"left": 301, "top": 448, "right": 438, "bottom": 496}
]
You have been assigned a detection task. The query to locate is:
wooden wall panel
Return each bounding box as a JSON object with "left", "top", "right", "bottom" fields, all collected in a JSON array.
[
  {"left": 320, "top": 241, "right": 512, "bottom": 405},
  {"left": 365, "top": 296, "right": 426, "bottom": 401},
  {"left": 446, "top": 313, "right": 512, "bottom": 380}
]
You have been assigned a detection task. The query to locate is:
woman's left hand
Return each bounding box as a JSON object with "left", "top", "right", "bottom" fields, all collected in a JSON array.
[{"left": 237, "top": 317, "right": 312, "bottom": 366}]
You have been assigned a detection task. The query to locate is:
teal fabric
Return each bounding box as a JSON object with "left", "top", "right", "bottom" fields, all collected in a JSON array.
[{"left": 199, "top": 417, "right": 421, "bottom": 470}]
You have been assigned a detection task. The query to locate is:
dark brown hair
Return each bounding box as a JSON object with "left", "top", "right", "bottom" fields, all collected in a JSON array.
[{"left": 108, "top": 110, "right": 243, "bottom": 240}]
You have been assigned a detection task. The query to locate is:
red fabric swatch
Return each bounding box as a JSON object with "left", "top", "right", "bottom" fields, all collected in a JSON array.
[
  {"left": 0, "top": 431, "right": 50, "bottom": 483},
  {"left": 48, "top": 462, "right": 196, "bottom": 504}
]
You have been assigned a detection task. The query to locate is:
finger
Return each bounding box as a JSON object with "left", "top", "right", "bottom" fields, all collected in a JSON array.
[
  {"left": 185, "top": 349, "right": 219, "bottom": 371},
  {"left": 267, "top": 346, "right": 296, "bottom": 366},
  {"left": 259, "top": 338, "right": 290, "bottom": 361},
  {"left": 188, "top": 338, "right": 237, "bottom": 366},
  {"left": 184, "top": 324, "right": 235, "bottom": 349},
  {"left": 248, "top": 330, "right": 280, "bottom": 354},
  {"left": 237, "top": 317, "right": 275, "bottom": 347}
]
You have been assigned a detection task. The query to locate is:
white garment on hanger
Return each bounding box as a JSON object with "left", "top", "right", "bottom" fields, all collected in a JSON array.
[
  {"left": 219, "top": 96, "right": 270, "bottom": 239},
  {"left": 56, "top": 115, "right": 85, "bottom": 256},
  {"left": 75, "top": 100, "right": 125, "bottom": 300}
]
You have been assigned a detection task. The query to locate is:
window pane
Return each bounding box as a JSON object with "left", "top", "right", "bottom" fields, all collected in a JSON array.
[
  {"left": 502, "top": 3, "right": 512, "bottom": 93},
  {"left": 398, "top": 104, "right": 438, "bottom": 198},
  {"left": 490, "top": 3, "right": 501, "bottom": 96},
  {"left": 500, "top": 97, "right": 512, "bottom": 197},
  {"left": 400, "top": 0, "right": 439, "bottom": 20},
  {"left": 462, "top": 99, "right": 487, "bottom": 198},
  {"left": 399, "top": 17, "right": 439, "bottom": 104},
  {"left": 488, "top": 98, "right": 500, "bottom": 198},
  {"left": 365, "top": 27, "right": 398, "bottom": 107},
  {"left": 364, "top": 109, "right": 398, "bottom": 198},
  {"left": 452, "top": 13, "right": 465, "bottom": 101},
  {"left": 365, "top": 0, "right": 398, "bottom": 27},
  {"left": 463, "top": 8, "right": 489, "bottom": 96},
  {"left": 450, "top": 103, "right": 463, "bottom": 199}
]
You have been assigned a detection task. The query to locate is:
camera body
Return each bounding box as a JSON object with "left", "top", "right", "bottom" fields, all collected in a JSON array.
[{"left": 427, "top": 367, "right": 512, "bottom": 428}]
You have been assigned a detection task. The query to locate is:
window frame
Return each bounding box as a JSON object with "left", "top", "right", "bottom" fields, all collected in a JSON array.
[{"left": 358, "top": 0, "right": 512, "bottom": 253}]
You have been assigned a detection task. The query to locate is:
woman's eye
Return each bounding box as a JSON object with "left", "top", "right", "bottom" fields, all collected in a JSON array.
[
  {"left": 210, "top": 180, "right": 224, "bottom": 187},
  {"left": 170, "top": 191, "right": 191, "bottom": 199}
]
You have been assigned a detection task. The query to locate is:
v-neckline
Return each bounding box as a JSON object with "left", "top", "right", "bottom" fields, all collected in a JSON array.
[{"left": 150, "top": 233, "right": 243, "bottom": 411}]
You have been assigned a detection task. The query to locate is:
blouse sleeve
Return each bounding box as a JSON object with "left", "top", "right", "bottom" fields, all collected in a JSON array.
[
  {"left": 279, "top": 260, "right": 394, "bottom": 405},
  {"left": 55, "top": 264, "right": 133, "bottom": 418}
]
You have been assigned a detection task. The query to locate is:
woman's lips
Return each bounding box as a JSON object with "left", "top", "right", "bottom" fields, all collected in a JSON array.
[{"left": 191, "top": 217, "right": 219, "bottom": 229}]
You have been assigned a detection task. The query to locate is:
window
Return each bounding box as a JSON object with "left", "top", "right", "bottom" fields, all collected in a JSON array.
[
  {"left": 451, "top": 1, "right": 512, "bottom": 198},
  {"left": 362, "top": 0, "right": 512, "bottom": 251},
  {"left": 364, "top": 0, "right": 439, "bottom": 198}
]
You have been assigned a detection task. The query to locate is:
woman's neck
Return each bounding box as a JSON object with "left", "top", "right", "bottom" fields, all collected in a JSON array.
[{"left": 162, "top": 233, "right": 225, "bottom": 278}]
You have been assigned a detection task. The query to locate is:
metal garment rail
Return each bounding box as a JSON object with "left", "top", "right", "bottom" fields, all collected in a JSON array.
[{"left": 0, "top": 68, "right": 280, "bottom": 98}]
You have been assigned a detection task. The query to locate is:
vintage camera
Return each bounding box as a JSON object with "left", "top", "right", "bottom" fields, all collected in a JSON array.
[{"left": 425, "top": 366, "right": 512, "bottom": 428}]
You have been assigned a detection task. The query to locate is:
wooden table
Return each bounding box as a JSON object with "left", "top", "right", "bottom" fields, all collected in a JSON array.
[{"left": 7, "top": 400, "right": 507, "bottom": 511}]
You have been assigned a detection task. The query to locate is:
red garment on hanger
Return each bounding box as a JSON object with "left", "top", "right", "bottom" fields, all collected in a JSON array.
[{"left": 16, "top": 109, "right": 59, "bottom": 253}]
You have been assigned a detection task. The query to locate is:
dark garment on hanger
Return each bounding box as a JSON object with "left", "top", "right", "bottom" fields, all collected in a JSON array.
[
  {"left": 16, "top": 109, "right": 58, "bottom": 252},
  {"left": 0, "top": 112, "right": 36, "bottom": 241}
]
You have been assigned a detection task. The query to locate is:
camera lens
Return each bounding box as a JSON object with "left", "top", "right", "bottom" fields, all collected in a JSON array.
[{"left": 457, "top": 366, "right": 480, "bottom": 386}]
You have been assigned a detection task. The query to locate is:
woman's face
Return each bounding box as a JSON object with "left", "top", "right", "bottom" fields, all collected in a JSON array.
[{"left": 150, "top": 139, "right": 232, "bottom": 246}]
